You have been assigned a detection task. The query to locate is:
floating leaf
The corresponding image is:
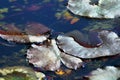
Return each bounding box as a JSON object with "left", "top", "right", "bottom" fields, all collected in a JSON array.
[
  {"left": 27, "top": 39, "right": 61, "bottom": 71},
  {"left": 57, "top": 30, "right": 120, "bottom": 58},
  {"left": 0, "top": 66, "right": 45, "bottom": 80},
  {"left": 0, "top": 23, "right": 50, "bottom": 43},
  {"left": 27, "top": 39, "right": 82, "bottom": 71},
  {"left": 0, "top": 30, "right": 48, "bottom": 43},
  {"left": 86, "top": 66, "right": 120, "bottom": 80},
  {"left": 60, "top": 52, "right": 83, "bottom": 70},
  {"left": 67, "top": 0, "right": 120, "bottom": 18}
]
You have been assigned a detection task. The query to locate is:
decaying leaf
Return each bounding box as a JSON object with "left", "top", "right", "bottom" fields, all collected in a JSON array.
[
  {"left": 57, "top": 30, "right": 120, "bottom": 58},
  {"left": 67, "top": 0, "right": 120, "bottom": 18},
  {"left": 27, "top": 39, "right": 61, "bottom": 71},
  {"left": 0, "top": 23, "right": 50, "bottom": 43},
  {"left": 65, "top": 30, "right": 101, "bottom": 48},
  {"left": 27, "top": 39, "right": 83, "bottom": 71},
  {"left": 86, "top": 66, "right": 120, "bottom": 80},
  {"left": 0, "top": 30, "right": 49, "bottom": 43},
  {"left": 60, "top": 52, "right": 83, "bottom": 70}
]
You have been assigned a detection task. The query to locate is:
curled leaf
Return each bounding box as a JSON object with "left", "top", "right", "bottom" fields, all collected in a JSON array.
[
  {"left": 27, "top": 39, "right": 83, "bottom": 71},
  {"left": 0, "top": 30, "right": 49, "bottom": 43},
  {"left": 0, "top": 30, "right": 29, "bottom": 43},
  {"left": 27, "top": 39, "right": 61, "bottom": 71},
  {"left": 0, "top": 23, "right": 51, "bottom": 43},
  {"left": 57, "top": 30, "right": 120, "bottom": 58},
  {"left": 65, "top": 30, "right": 101, "bottom": 48},
  {"left": 60, "top": 52, "right": 83, "bottom": 70}
]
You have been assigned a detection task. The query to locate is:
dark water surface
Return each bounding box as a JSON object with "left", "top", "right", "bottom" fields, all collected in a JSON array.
[{"left": 0, "top": 0, "right": 120, "bottom": 80}]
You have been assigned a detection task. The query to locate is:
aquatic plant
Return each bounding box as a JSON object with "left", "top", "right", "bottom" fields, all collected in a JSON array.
[
  {"left": 0, "top": 66, "right": 45, "bottom": 80},
  {"left": 67, "top": 0, "right": 120, "bottom": 18},
  {"left": 65, "top": 30, "right": 101, "bottom": 46},
  {"left": 86, "top": 66, "right": 120, "bottom": 80},
  {"left": 0, "top": 23, "right": 120, "bottom": 71},
  {"left": 27, "top": 39, "right": 82, "bottom": 71},
  {"left": 0, "top": 23, "right": 50, "bottom": 43},
  {"left": 57, "top": 30, "right": 120, "bottom": 58},
  {"left": 83, "top": 22, "right": 114, "bottom": 31},
  {"left": 0, "top": 14, "right": 5, "bottom": 20},
  {"left": 0, "top": 8, "right": 8, "bottom": 20},
  {"left": 55, "top": 10, "right": 80, "bottom": 24},
  {"left": 0, "top": 8, "right": 8, "bottom": 13},
  {"left": 0, "top": 46, "right": 29, "bottom": 68},
  {"left": 0, "top": 23, "right": 83, "bottom": 71}
]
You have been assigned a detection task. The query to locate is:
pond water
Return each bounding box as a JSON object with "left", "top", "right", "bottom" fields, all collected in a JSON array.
[{"left": 0, "top": 0, "right": 120, "bottom": 80}]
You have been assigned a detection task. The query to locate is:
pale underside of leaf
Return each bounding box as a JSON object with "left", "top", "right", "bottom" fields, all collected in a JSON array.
[{"left": 57, "top": 30, "right": 120, "bottom": 58}]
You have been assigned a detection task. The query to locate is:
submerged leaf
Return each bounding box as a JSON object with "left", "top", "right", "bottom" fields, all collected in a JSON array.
[
  {"left": 25, "top": 22, "right": 51, "bottom": 35},
  {"left": 65, "top": 30, "right": 101, "bottom": 48}
]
